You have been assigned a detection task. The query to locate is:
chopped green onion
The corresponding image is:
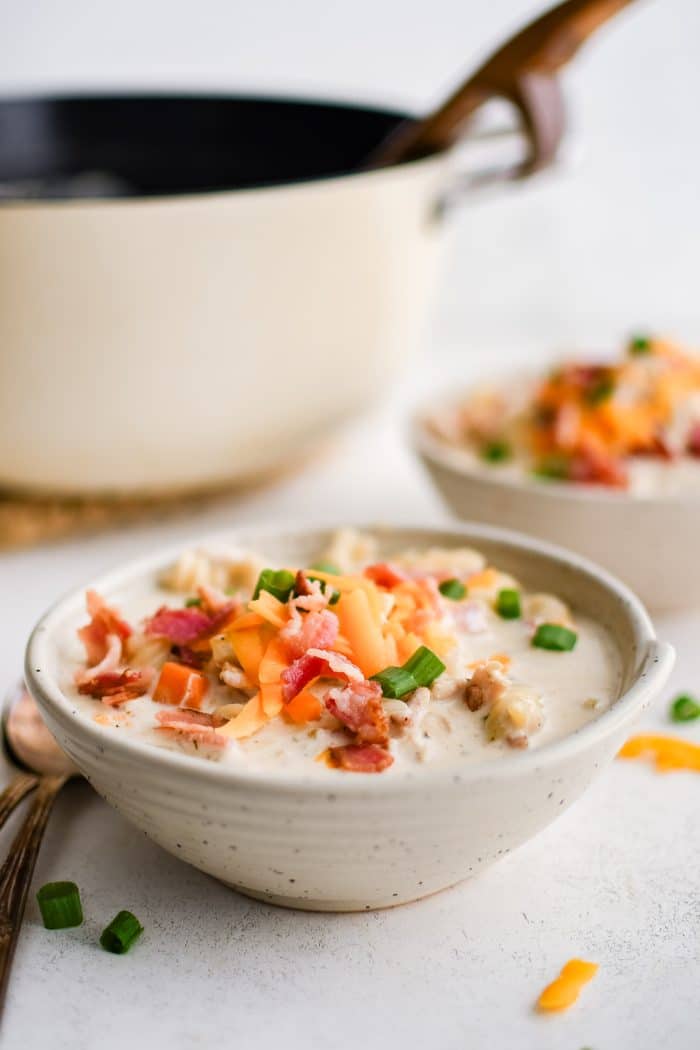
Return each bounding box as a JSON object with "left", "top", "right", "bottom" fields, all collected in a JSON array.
[
  {"left": 184, "top": 596, "right": 202, "bottom": 607},
  {"left": 670, "top": 693, "right": 700, "bottom": 723},
  {"left": 439, "top": 578, "right": 466, "bottom": 601},
  {"left": 403, "top": 645, "right": 447, "bottom": 688},
  {"left": 532, "top": 623, "right": 577, "bottom": 652},
  {"left": 496, "top": 588, "right": 521, "bottom": 619},
  {"left": 371, "top": 666, "right": 420, "bottom": 699},
  {"left": 372, "top": 645, "right": 446, "bottom": 699},
  {"left": 628, "top": 334, "right": 651, "bottom": 355},
  {"left": 310, "top": 560, "right": 341, "bottom": 575},
  {"left": 36, "top": 881, "right": 83, "bottom": 930},
  {"left": 532, "top": 456, "right": 570, "bottom": 481},
  {"left": 252, "top": 568, "right": 296, "bottom": 603},
  {"left": 100, "top": 910, "right": 144, "bottom": 954},
  {"left": 480, "top": 439, "right": 512, "bottom": 463},
  {"left": 585, "top": 376, "right": 616, "bottom": 405}
]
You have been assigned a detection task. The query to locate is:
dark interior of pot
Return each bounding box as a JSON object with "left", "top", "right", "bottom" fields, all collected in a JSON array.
[{"left": 0, "top": 94, "right": 411, "bottom": 199}]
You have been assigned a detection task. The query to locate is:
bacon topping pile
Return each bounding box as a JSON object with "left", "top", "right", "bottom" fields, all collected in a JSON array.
[{"left": 74, "top": 538, "right": 559, "bottom": 773}]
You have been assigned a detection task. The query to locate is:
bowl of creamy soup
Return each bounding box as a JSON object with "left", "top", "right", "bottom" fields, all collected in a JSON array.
[
  {"left": 414, "top": 336, "right": 700, "bottom": 611},
  {"left": 25, "top": 524, "right": 672, "bottom": 911}
]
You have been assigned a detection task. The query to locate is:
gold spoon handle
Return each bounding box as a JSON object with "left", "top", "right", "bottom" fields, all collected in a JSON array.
[
  {"left": 0, "top": 773, "right": 39, "bottom": 831},
  {"left": 0, "top": 774, "right": 67, "bottom": 1016}
]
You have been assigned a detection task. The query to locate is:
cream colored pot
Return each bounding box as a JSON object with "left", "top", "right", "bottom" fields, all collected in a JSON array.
[{"left": 0, "top": 95, "right": 457, "bottom": 496}]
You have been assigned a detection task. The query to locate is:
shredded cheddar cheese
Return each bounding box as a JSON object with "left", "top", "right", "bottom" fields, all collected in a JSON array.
[
  {"left": 537, "top": 959, "right": 599, "bottom": 1012},
  {"left": 618, "top": 734, "right": 700, "bottom": 773}
]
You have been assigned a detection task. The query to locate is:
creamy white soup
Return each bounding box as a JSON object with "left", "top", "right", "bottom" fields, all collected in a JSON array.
[{"left": 60, "top": 531, "right": 621, "bottom": 775}]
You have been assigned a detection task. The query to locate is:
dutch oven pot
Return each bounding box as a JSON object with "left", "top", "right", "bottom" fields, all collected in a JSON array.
[{"left": 0, "top": 0, "right": 636, "bottom": 496}]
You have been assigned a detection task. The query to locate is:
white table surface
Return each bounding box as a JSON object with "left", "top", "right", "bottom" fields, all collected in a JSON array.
[{"left": 2, "top": 0, "right": 700, "bottom": 1046}]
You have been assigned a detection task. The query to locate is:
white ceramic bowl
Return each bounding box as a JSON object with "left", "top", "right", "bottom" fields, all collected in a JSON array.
[
  {"left": 413, "top": 416, "right": 700, "bottom": 613},
  {"left": 25, "top": 524, "right": 673, "bottom": 912}
]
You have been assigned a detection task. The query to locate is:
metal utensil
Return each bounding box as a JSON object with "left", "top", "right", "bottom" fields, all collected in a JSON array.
[{"left": 0, "top": 683, "right": 78, "bottom": 1016}]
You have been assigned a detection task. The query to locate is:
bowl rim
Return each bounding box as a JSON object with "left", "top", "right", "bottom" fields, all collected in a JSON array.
[
  {"left": 25, "top": 521, "right": 673, "bottom": 797},
  {"left": 410, "top": 385, "right": 700, "bottom": 507}
]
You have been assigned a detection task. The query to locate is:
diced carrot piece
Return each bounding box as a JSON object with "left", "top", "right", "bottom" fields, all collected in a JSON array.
[
  {"left": 537, "top": 959, "right": 598, "bottom": 1012},
  {"left": 284, "top": 687, "right": 322, "bottom": 724},
  {"left": 153, "top": 662, "right": 208, "bottom": 710}
]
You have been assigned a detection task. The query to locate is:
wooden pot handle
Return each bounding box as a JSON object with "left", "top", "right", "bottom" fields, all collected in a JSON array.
[{"left": 368, "top": 0, "right": 639, "bottom": 172}]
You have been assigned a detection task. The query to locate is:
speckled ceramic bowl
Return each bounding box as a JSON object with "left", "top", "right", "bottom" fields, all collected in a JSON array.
[
  {"left": 412, "top": 410, "right": 700, "bottom": 612},
  {"left": 25, "top": 524, "right": 673, "bottom": 912}
]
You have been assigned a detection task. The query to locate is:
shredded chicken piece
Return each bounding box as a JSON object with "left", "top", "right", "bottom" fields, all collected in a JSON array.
[
  {"left": 430, "top": 674, "right": 463, "bottom": 700},
  {"left": 220, "top": 663, "right": 255, "bottom": 694},
  {"left": 124, "top": 632, "right": 171, "bottom": 669},
  {"left": 383, "top": 699, "right": 412, "bottom": 725},
  {"left": 210, "top": 633, "right": 237, "bottom": 667}
]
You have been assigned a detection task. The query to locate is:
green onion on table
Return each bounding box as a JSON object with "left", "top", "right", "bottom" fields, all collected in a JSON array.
[
  {"left": 36, "top": 882, "right": 83, "bottom": 930},
  {"left": 100, "top": 910, "right": 144, "bottom": 955}
]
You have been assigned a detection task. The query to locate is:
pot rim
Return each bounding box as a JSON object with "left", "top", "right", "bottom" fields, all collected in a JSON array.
[
  {"left": 0, "top": 89, "right": 442, "bottom": 212},
  {"left": 25, "top": 521, "right": 672, "bottom": 797}
]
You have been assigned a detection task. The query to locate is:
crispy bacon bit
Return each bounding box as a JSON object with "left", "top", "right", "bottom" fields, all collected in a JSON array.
[
  {"left": 281, "top": 654, "right": 327, "bottom": 702},
  {"left": 155, "top": 707, "right": 226, "bottom": 747},
  {"left": 170, "top": 645, "right": 207, "bottom": 669},
  {"left": 279, "top": 608, "right": 339, "bottom": 661},
  {"left": 294, "top": 570, "right": 314, "bottom": 597},
  {"left": 144, "top": 600, "right": 237, "bottom": 646},
  {"left": 281, "top": 647, "right": 363, "bottom": 703},
  {"left": 568, "top": 448, "right": 628, "bottom": 488},
  {"left": 364, "top": 562, "right": 408, "bottom": 588},
  {"left": 197, "top": 585, "right": 237, "bottom": 616},
  {"left": 326, "top": 680, "right": 388, "bottom": 746},
  {"left": 77, "top": 590, "right": 132, "bottom": 665},
  {"left": 688, "top": 424, "right": 700, "bottom": 456},
  {"left": 78, "top": 669, "right": 151, "bottom": 707},
  {"left": 328, "top": 743, "right": 394, "bottom": 773},
  {"left": 291, "top": 573, "right": 329, "bottom": 613}
]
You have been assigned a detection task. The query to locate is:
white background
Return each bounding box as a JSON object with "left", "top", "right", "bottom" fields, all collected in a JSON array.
[{"left": 1, "top": 1, "right": 699, "bottom": 1047}]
